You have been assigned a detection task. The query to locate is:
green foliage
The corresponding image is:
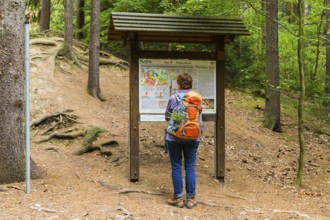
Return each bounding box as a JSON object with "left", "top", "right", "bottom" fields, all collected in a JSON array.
[
  {"left": 50, "top": 0, "right": 65, "bottom": 31},
  {"left": 170, "top": 110, "right": 185, "bottom": 124},
  {"left": 26, "top": 0, "right": 41, "bottom": 23},
  {"left": 113, "top": 0, "right": 162, "bottom": 13},
  {"left": 225, "top": 37, "right": 265, "bottom": 90},
  {"left": 29, "top": 0, "right": 330, "bottom": 107}
]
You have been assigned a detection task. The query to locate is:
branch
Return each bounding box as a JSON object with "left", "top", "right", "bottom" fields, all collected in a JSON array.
[
  {"left": 244, "top": 0, "right": 297, "bottom": 37},
  {"left": 118, "top": 188, "right": 165, "bottom": 196}
]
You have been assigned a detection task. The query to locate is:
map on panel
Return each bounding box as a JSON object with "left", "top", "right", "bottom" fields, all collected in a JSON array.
[{"left": 139, "top": 59, "right": 216, "bottom": 120}]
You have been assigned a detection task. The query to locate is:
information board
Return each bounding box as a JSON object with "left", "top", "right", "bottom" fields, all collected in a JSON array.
[{"left": 139, "top": 59, "right": 216, "bottom": 121}]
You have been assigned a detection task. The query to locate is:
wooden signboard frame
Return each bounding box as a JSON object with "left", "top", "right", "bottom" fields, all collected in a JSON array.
[
  {"left": 128, "top": 35, "right": 225, "bottom": 182},
  {"left": 108, "top": 12, "right": 249, "bottom": 182}
]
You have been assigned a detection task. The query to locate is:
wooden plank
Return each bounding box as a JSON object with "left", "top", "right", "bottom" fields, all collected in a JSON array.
[
  {"left": 128, "top": 32, "right": 140, "bottom": 182},
  {"left": 139, "top": 50, "right": 216, "bottom": 60},
  {"left": 139, "top": 32, "right": 213, "bottom": 38},
  {"left": 202, "top": 114, "right": 216, "bottom": 121},
  {"left": 111, "top": 12, "right": 243, "bottom": 22},
  {"left": 138, "top": 32, "right": 215, "bottom": 43},
  {"left": 215, "top": 36, "right": 226, "bottom": 182},
  {"left": 138, "top": 36, "right": 214, "bottom": 43},
  {"left": 113, "top": 27, "right": 249, "bottom": 35},
  {"left": 108, "top": 12, "right": 250, "bottom": 40},
  {"left": 114, "top": 19, "right": 246, "bottom": 27},
  {"left": 113, "top": 23, "right": 248, "bottom": 32}
]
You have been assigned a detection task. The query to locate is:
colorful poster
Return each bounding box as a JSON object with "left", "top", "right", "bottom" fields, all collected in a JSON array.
[{"left": 139, "top": 59, "right": 216, "bottom": 120}]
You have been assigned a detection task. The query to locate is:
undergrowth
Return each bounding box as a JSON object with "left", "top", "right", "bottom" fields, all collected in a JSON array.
[{"left": 228, "top": 89, "right": 330, "bottom": 137}]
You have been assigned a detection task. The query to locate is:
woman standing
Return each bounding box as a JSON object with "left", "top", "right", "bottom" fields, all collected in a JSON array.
[{"left": 165, "top": 72, "right": 203, "bottom": 209}]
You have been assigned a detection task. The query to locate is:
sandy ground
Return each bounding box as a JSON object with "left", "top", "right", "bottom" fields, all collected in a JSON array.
[{"left": 0, "top": 37, "right": 329, "bottom": 220}]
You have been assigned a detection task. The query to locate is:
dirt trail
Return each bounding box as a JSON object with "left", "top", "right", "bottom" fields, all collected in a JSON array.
[{"left": 0, "top": 38, "right": 329, "bottom": 220}]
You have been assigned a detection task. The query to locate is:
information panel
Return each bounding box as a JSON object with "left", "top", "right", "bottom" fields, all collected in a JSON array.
[{"left": 139, "top": 59, "right": 216, "bottom": 121}]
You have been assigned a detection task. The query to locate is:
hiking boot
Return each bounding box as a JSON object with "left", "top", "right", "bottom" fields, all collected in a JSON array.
[
  {"left": 186, "top": 197, "right": 197, "bottom": 209},
  {"left": 167, "top": 197, "right": 184, "bottom": 208}
]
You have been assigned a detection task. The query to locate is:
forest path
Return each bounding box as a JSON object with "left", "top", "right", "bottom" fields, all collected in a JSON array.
[{"left": 0, "top": 38, "right": 329, "bottom": 219}]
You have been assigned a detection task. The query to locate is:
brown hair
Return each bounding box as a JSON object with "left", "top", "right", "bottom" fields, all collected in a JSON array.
[{"left": 177, "top": 72, "right": 192, "bottom": 89}]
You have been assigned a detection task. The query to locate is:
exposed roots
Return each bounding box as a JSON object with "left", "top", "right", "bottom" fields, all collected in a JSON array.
[
  {"left": 31, "top": 110, "right": 78, "bottom": 130},
  {"left": 32, "top": 110, "right": 82, "bottom": 143},
  {"left": 73, "top": 127, "right": 118, "bottom": 156},
  {"left": 73, "top": 127, "right": 104, "bottom": 155},
  {"left": 29, "top": 34, "right": 129, "bottom": 72},
  {"left": 35, "top": 131, "right": 86, "bottom": 143}
]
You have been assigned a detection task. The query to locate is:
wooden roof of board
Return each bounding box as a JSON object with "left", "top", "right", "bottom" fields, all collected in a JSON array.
[{"left": 108, "top": 12, "right": 249, "bottom": 43}]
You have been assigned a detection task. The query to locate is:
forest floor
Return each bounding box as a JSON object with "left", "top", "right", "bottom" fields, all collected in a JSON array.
[{"left": 0, "top": 37, "right": 330, "bottom": 220}]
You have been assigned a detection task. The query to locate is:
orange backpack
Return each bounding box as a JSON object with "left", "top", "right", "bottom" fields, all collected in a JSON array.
[{"left": 168, "top": 91, "right": 202, "bottom": 140}]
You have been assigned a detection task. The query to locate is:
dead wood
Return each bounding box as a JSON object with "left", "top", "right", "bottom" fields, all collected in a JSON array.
[
  {"left": 74, "top": 127, "right": 104, "bottom": 155},
  {"left": 7, "top": 185, "right": 23, "bottom": 191},
  {"left": 30, "top": 204, "right": 62, "bottom": 213},
  {"left": 224, "top": 193, "right": 249, "bottom": 200},
  {"left": 118, "top": 188, "right": 165, "bottom": 196},
  {"left": 98, "top": 180, "right": 122, "bottom": 191}
]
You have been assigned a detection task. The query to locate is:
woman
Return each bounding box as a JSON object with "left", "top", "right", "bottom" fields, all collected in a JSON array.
[{"left": 165, "top": 72, "right": 203, "bottom": 209}]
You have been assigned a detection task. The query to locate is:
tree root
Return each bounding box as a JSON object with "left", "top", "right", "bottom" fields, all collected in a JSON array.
[
  {"left": 31, "top": 110, "right": 77, "bottom": 128},
  {"left": 74, "top": 127, "right": 104, "bottom": 155},
  {"left": 29, "top": 34, "right": 128, "bottom": 71},
  {"left": 74, "top": 49, "right": 129, "bottom": 69},
  {"left": 73, "top": 139, "right": 118, "bottom": 156},
  {"left": 30, "top": 38, "right": 58, "bottom": 46},
  {"left": 101, "top": 140, "right": 119, "bottom": 147},
  {"left": 35, "top": 130, "right": 86, "bottom": 143},
  {"left": 57, "top": 45, "right": 83, "bottom": 69},
  {"left": 88, "top": 90, "right": 107, "bottom": 102}
]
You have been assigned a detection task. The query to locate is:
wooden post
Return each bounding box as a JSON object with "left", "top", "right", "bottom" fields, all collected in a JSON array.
[
  {"left": 128, "top": 32, "right": 140, "bottom": 182},
  {"left": 215, "top": 36, "right": 225, "bottom": 182}
]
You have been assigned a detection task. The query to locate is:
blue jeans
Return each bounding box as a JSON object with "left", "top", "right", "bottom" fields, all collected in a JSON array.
[{"left": 167, "top": 140, "right": 199, "bottom": 199}]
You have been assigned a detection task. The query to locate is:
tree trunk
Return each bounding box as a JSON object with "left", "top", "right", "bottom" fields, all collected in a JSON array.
[
  {"left": 0, "top": 0, "right": 41, "bottom": 183},
  {"left": 263, "top": 0, "right": 281, "bottom": 132},
  {"left": 40, "top": 0, "right": 51, "bottom": 31},
  {"left": 312, "top": 9, "right": 325, "bottom": 81},
  {"left": 87, "top": 0, "right": 104, "bottom": 101},
  {"left": 325, "top": 0, "right": 330, "bottom": 106},
  {"left": 61, "top": 0, "right": 74, "bottom": 59},
  {"left": 289, "top": 1, "right": 295, "bottom": 23},
  {"left": 296, "top": 0, "right": 306, "bottom": 187},
  {"left": 76, "top": 0, "right": 85, "bottom": 39}
]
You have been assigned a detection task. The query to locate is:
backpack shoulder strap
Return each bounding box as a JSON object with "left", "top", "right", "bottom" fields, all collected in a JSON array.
[{"left": 173, "top": 92, "right": 185, "bottom": 110}]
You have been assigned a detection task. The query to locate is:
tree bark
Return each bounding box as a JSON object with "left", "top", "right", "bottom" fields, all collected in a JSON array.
[
  {"left": 312, "top": 9, "right": 325, "bottom": 81},
  {"left": 296, "top": 0, "right": 306, "bottom": 187},
  {"left": 0, "top": 0, "right": 41, "bottom": 183},
  {"left": 61, "top": 0, "right": 74, "bottom": 59},
  {"left": 40, "top": 0, "right": 51, "bottom": 31},
  {"left": 76, "top": 0, "right": 85, "bottom": 39},
  {"left": 325, "top": 0, "right": 330, "bottom": 106},
  {"left": 263, "top": 0, "right": 281, "bottom": 132},
  {"left": 87, "top": 0, "right": 104, "bottom": 101}
]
